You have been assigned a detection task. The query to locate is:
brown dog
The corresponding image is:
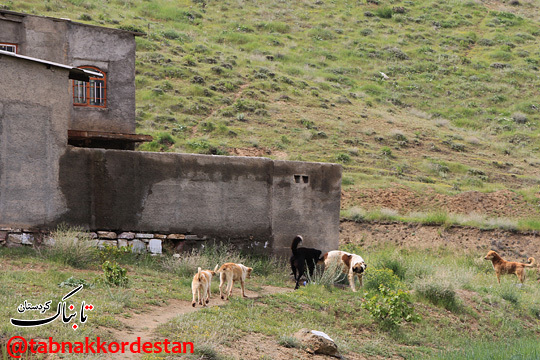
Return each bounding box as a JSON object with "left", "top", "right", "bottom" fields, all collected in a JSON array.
[
  {"left": 484, "top": 250, "right": 536, "bottom": 284},
  {"left": 216, "top": 263, "right": 252, "bottom": 300},
  {"left": 191, "top": 265, "right": 218, "bottom": 307}
]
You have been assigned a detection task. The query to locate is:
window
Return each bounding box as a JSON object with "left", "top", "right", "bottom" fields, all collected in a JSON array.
[
  {"left": 72, "top": 66, "right": 106, "bottom": 107},
  {"left": 0, "top": 43, "right": 17, "bottom": 53}
]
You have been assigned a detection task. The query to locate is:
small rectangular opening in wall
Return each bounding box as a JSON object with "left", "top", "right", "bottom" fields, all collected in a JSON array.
[
  {"left": 302, "top": 175, "right": 309, "bottom": 183},
  {"left": 294, "top": 175, "right": 301, "bottom": 183}
]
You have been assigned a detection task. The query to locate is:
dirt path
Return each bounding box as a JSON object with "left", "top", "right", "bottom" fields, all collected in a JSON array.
[{"left": 109, "top": 285, "right": 292, "bottom": 359}]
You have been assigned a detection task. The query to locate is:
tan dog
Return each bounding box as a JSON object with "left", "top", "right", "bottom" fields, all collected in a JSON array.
[
  {"left": 320, "top": 250, "right": 367, "bottom": 292},
  {"left": 484, "top": 250, "right": 536, "bottom": 284},
  {"left": 191, "top": 265, "right": 218, "bottom": 307},
  {"left": 216, "top": 263, "right": 253, "bottom": 300}
]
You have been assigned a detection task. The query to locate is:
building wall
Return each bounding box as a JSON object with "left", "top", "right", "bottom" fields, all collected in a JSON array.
[
  {"left": 0, "top": 11, "right": 137, "bottom": 134},
  {"left": 56, "top": 148, "right": 341, "bottom": 253},
  {"left": 0, "top": 55, "right": 70, "bottom": 227}
]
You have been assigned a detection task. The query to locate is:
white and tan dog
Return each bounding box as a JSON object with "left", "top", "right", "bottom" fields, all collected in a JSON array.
[
  {"left": 320, "top": 250, "right": 367, "bottom": 292},
  {"left": 191, "top": 265, "right": 218, "bottom": 307},
  {"left": 216, "top": 263, "right": 253, "bottom": 300}
]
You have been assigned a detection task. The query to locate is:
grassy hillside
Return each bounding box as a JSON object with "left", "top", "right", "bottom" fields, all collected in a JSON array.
[{"left": 8, "top": 0, "right": 540, "bottom": 221}]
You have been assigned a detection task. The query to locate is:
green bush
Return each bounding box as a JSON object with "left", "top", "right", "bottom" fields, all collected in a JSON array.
[
  {"left": 377, "top": 257, "right": 407, "bottom": 280},
  {"left": 362, "top": 285, "right": 420, "bottom": 326},
  {"left": 364, "top": 268, "right": 403, "bottom": 291},
  {"left": 102, "top": 261, "right": 129, "bottom": 287},
  {"left": 415, "top": 281, "right": 459, "bottom": 311}
]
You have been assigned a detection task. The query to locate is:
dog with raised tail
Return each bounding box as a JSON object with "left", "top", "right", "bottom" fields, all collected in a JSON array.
[
  {"left": 484, "top": 250, "right": 536, "bottom": 284},
  {"left": 290, "top": 235, "right": 322, "bottom": 290},
  {"left": 320, "top": 250, "right": 367, "bottom": 292},
  {"left": 216, "top": 263, "right": 253, "bottom": 300},
  {"left": 191, "top": 265, "right": 218, "bottom": 307}
]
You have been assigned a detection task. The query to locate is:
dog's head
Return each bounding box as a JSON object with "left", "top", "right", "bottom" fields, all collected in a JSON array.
[
  {"left": 246, "top": 267, "right": 253, "bottom": 278},
  {"left": 484, "top": 250, "right": 498, "bottom": 261},
  {"left": 352, "top": 262, "right": 367, "bottom": 274}
]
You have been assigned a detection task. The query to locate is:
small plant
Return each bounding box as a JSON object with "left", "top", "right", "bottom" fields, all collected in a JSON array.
[
  {"left": 99, "top": 244, "right": 132, "bottom": 264},
  {"left": 102, "top": 260, "right": 129, "bottom": 287},
  {"left": 306, "top": 261, "right": 346, "bottom": 288},
  {"left": 278, "top": 335, "right": 302, "bottom": 349},
  {"left": 380, "top": 146, "right": 393, "bottom": 157},
  {"left": 375, "top": 7, "right": 393, "bottom": 19},
  {"left": 362, "top": 285, "right": 420, "bottom": 326},
  {"left": 415, "top": 281, "right": 459, "bottom": 311},
  {"left": 42, "top": 224, "right": 98, "bottom": 268},
  {"left": 364, "top": 268, "right": 403, "bottom": 291},
  {"left": 337, "top": 153, "right": 351, "bottom": 163},
  {"left": 59, "top": 276, "right": 94, "bottom": 289}
]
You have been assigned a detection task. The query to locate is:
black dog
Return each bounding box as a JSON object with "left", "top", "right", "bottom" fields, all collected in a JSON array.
[{"left": 290, "top": 235, "right": 322, "bottom": 290}]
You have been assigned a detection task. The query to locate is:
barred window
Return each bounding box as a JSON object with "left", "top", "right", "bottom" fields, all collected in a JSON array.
[
  {"left": 72, "top": 67, "right": 106, "bottom": 107},
  {"left": 0, "top": 43, "right": 17, "bottom": 53}
]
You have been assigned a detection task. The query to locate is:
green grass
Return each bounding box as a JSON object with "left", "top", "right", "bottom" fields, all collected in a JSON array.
[{"left": 2, "top": 236, "right": 540, "bottom": 359}]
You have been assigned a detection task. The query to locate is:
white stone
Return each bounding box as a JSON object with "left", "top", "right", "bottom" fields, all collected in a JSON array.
[
  {"left": 130, "top": 239, "right": 146, "bottom": 253},
  {"left": 135, "top": 233, "right": 154, "bottom": 239},
  {"left": 148, "top": 239, "right": 162, "bottom": 254},
  {"left": 117, "top": 239, "right": 129, "bottom": 248},
  {"left": 96, "top": 240, "right": 117, "bottom": 248},
  {"left": 21, "top": 233, "right": 34, "bottom": 245}
]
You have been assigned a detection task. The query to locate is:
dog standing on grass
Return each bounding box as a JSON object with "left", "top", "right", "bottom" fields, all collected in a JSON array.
[
  {"left": 484, "top": 250, "right": 536, "bottom": 284},
  {"left": 320, "top": 250, "right": 367, "bottom": 292},
  {"left": 191, "top": 265, "right": 218, "bottom": 307},
  {"left": 216, "top": 263, "right": 253, "bottom": 300},
  {"left": 290, "top": 235, "right": 322, "bottom": 290}
]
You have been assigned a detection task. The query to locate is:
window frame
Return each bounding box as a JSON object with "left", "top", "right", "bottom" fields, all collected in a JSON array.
[
  {"left": 72, "top": 66, "right": 107, "bottom": 108},
  {"left": 0, "top": 43, "right": 18, "bottom": 53}
]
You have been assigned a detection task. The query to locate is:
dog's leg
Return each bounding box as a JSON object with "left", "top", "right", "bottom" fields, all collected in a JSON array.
[
  {"left": 191, "top": 286, "right": 197, "bottom": 307},
  {"left": 198, "top": 287, "right": 203, "bottom": 305},
  {"left": 228, "top": 280, "right": 234, "bottom": 297},
  {"left": 295, "top": 261, "right": 305, "bottom": 290},
  {"left": 348, "top": 270, "right": 356, "bottom": 292},
  {"left": 357, "top": 273, "right": 363, "bottom": 288},
  {"left": 220, "top": 274, "right": 226, "bottom": 300},
  {"left": 496, "top": 272, "right": 501, "bottom": 284},
  {"left": 241, "top": 279, "right": 247, "bottom": 297}
]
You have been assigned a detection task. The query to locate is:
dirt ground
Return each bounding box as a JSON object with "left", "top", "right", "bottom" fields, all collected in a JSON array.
[
  {"left": 342, "top": 187, "right": 540, "bottom": 219},
  {"left": 340, "top": 220, "right": 540, "bottom": 261}
]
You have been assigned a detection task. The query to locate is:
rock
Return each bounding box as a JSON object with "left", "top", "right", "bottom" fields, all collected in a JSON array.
[
  {"left": 293, "top": 328, "right": 340, "bottom": 358},
  {"left": 148, "top": 239, "right": 162, "bottom": 254},
  {"left": 97, "top": 231, "right": 117, "bottom": 239},
  {"left": 117, "top": 239, "right": 129, "bottom": 248},
  {"left": 153, "top": 234, "right": 167, "bottom": 239},
  {"left": 7, "top": 234, "right": 23, "bottom": 247},
  {"left": 118, "top": 232, "right": 135, "bottom": 240},
  {"left": 167, "top": 234, "right": 186, "bottom": 240},
  {"left": 97, "top": 240, "right": 117, "bottom": 248},
  {"left": 172, "top": 253, "right": 181, "bottom": 259},
  {"left": 21, "top": 233, "right": 34, "bottom": 245},
  {"left": 135, "top": 233, "right": 154, "bottom": 239},
  {"left": 130, "top": 239, "right": 146, "bottom": 253}
]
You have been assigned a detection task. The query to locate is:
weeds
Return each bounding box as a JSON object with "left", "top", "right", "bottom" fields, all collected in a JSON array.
[{"left": 39, "top": 224, "right": 98, "bottom": 268}]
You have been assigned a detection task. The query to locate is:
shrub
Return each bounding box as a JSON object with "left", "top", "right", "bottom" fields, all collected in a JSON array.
[
  {"left": 511, "top": 112, "right": 528, "bottom": 124},
  {"left": 337, "top": 153, "right": 351, "bottom": 163},
  {"left": 380, "top": 146, "right": 393, "bottom": 157},
  {"left": 99, "top": 244, "right": 132, "bottom": 264},
  {"left": 375, "top": 7, "right": 393, "bottom": 19},
  {"left": 364, "top": 268, "right": 403, "bottom": 291},
  {"left": 377, "top": 257, "right": 406, "bottom": 280},
  {"left": 362, "top": 285, "right": 420, "bottom": 326},
  {"left": 102, "top": 261, "right": 129, "bottom": 287},
  {"left": 306, "top": 261, "right": 346, "bottom": 288},
  {"left": 278, "top": 336, "right": 302, "bottom": 348},
  {"left": 42, "top": 225, "right": 98, "bottom": 268},
  {"left": 415, "top": 280, "right": 459, "bottom": 311}
]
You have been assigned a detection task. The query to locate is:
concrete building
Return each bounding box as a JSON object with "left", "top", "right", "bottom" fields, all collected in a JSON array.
[{"left": 0, "top": 11, "right": 341, "bottom": 256}]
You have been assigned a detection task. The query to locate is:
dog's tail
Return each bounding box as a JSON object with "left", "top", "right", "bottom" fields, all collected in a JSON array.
[
  {"left": 317, "top": 252, "right": 328, "bottom": 265},
  {"left": 211, "top": 264, "right": 219, "bottom": 275},
  {"left": 197, "top": 267, "right": 202, "bottom": 281},
  {"left": 525, "top": 257, "right": 536, "bottom": 267},
  {"left": 291, "top": 235, "right": 303, "bottom": 256}
]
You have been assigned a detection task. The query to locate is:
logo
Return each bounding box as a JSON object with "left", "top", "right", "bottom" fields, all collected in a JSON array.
[{"left": 11, "top": 285, "right": 94, "bottom": 330}]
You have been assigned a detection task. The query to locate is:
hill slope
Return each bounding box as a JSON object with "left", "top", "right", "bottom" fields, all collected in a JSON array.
[{"left": 8, "top": 0, "right": 540, "bottom": 222}]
